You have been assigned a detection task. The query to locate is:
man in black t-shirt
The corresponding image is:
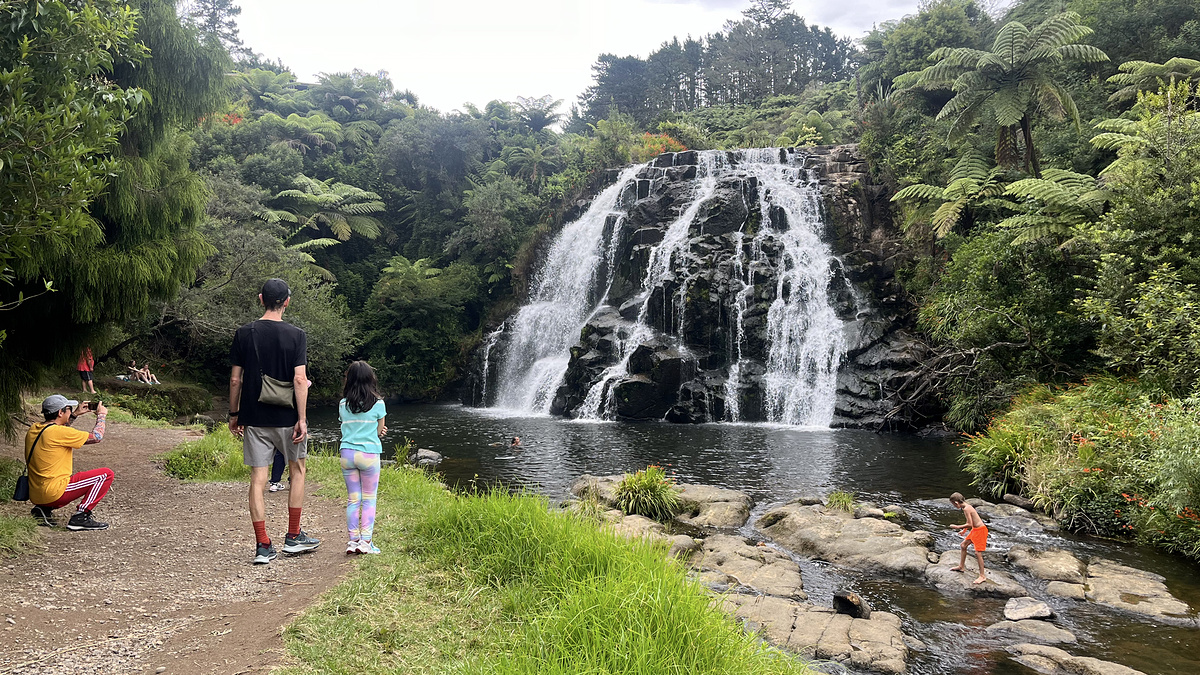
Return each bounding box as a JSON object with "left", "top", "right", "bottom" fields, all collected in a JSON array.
[{"left": 229, "top": 278, "right": 320, "bottom": 564}]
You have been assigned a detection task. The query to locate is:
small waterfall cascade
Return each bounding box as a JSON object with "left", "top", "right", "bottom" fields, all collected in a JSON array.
[
  {"left": 477, "top": 148, "right": 857, "bottom": 427},
  {"left": 488, "top": 166, "right": 642, "bottom": 414}
]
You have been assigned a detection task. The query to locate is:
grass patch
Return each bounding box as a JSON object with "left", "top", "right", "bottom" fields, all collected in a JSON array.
[
  {"left": 0, "top": 459, "right": 40, "bottom": 556},
  {"left": 161, "top": 426, "right": 249, "bottom": 481},
  {"left": 615, "top": 464, "right": 681, "bottom": 522},
  {"left": 826, "top": 490, "right": 855, "bottom": 512},
  {"left": 964, "top": 377, "right": 1200, "bottom": 560},
  {"left": 170, "top": 429, "right": 813, "bottom": 673},
  {"left": 0, "top": 456, "right": 22, "bottom": 502}
]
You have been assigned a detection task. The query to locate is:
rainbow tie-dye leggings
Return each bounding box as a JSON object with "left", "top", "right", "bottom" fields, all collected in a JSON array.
[{"left": 339, "top": 448, "right": 381, "bottom": 541}]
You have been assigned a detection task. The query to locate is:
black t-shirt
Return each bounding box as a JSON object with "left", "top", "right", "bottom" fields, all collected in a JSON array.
[{"left": 230, "top": 319, "right": 307, "bottom": 427}]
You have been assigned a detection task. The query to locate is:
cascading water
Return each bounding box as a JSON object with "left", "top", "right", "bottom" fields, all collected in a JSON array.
[
  {"left": 482, "top": 148, "right": 849, "bottom": 427},
  {"left": 488, "top": 166, "right": 642, "bottom": 414}
]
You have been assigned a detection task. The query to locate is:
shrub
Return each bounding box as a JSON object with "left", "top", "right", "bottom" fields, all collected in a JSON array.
[
  {"left": 826, "top": 490, "right": 855, "bottom": 512},
  {"left": 615, "top": 465, "right": 680, "bottom": 522},
  {"left": 162, "top": 426, "right": 248, "bottom": 481},
  {"left": 0, "top": 457, "right": 23, "bottom": 504}
]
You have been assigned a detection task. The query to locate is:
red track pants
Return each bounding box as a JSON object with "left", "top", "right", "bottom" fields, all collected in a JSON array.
[{"left": 38, "top": 468, "right": 114, "bottom": 512}]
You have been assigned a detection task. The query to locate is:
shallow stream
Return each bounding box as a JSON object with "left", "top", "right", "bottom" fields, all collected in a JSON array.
[{"left": 309, "top": 403, "right": 1200, "bottom": 675}]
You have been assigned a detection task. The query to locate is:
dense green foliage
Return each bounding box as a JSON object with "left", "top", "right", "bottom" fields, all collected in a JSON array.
[
  {"left": 161, "top": 425, "right": 250, "bottom": 481},
  {"left": 964, "top": 379, "right": 1200, "bottom": 560},
  {"left": 614, "top": 465, "right": 681, "bottom": 522}
]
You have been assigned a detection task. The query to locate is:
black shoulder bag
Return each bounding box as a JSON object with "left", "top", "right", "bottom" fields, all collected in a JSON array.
[
  {"left": 250, "top": 321, "right": 295, "bottom": 408},
  {"left": 12, "top": 425, "right": 50, "bottom": 502}
]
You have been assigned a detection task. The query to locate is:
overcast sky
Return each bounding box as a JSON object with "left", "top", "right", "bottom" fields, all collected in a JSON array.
[{"left": 238, "top": 0, "right": 921, "bottom": 113}]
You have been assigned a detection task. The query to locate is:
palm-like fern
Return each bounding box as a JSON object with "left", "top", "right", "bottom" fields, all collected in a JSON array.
[
  {"left": 892, "top": 152, "right": 1008, "bottom": 238},
  {"left": 997, "top": 169, "right": 1108, "bottom": 246},
  {"left": 896, "top": 12, "right": 1108, "bottom": 177},
  {"left": 1092, "top": 81, "right": 1200, "bottom": 176},
  {"left": 1108, "top": 58, "right": 1200, "bottom": 103},
  {"left": 259, "top": 112, "right": 344, "bottom": 155},
  {"left": 503, "top": 144, "right": 561, "bottom": 187},
  {"left": 256, "top": 174, "right": 384, "bottom": 243}
]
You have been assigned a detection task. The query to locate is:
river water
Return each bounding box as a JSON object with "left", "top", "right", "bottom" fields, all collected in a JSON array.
[{"left": 309, "top": 403, "right": 1200, "bottom": 675}]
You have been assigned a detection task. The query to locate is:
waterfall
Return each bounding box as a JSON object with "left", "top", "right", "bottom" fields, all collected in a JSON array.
[
  {"left": 490, "top": 166, "right": 642, "bottom": 414},
  {"left": 485, "top": 149, "right": 846, "bottom": 427}
]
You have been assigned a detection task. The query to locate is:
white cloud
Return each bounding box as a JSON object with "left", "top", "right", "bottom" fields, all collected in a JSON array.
[{"left": 236, "top": 0, "right": 919, "bottom": 112}]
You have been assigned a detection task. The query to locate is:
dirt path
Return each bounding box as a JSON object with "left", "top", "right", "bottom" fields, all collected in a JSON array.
[{"left": 0, "top": 421, "right": 352, "bottom": 674}]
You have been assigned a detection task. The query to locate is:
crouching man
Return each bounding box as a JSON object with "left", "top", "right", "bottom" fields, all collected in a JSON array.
[{"left": 26, "top": 395, "right": 113, "bottom": 530}]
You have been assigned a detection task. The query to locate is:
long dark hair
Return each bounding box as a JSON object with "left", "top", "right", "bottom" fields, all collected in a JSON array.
[{"left": 343, "top": 360, "right": 381, "bottom": 414}]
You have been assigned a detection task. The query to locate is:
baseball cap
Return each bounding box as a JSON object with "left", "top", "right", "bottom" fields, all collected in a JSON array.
[
  {"left": 42, "top": 394, "right": 79, "bottom": 414},
  {"left": 260, "top": 278, "right": 290, "bottom": 306}
]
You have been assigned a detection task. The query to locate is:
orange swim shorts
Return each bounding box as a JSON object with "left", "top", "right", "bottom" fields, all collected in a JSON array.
[{"left": 963, "top": 525, "right": 989, "bottom": 551}]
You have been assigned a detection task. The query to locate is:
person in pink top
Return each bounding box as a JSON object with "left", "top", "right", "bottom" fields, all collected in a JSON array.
[{"left": 78, "top": 348, "right": 96, "bottom": 394}]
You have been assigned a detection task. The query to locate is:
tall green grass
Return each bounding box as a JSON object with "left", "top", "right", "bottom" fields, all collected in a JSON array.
[
  {"left": 170, "top": 428, "right": 812, "bottom": 674},
  {"left": 161, "top": 426, "right": 250, "bottom": 481},
  {"left": 0, "top": 457, "right": 41, "bottom": 556},
  {"left": 964, "top": 377, "right": 1200, "bottom": 560}
]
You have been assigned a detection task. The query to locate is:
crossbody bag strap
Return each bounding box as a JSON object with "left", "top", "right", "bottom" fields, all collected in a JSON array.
[
  {"left": 249, "top": 321, "right": 265, "bottom": 379},
  {"left": 24, "top": 425, "right": 51, "bottom": 474}
]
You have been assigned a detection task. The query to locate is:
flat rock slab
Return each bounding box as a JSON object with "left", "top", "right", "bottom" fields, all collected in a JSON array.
[
  {"left": 1008, "top": 546, "right": 1087, "bottom": 584},
  {"left": 926, "top": 556, "right": 1028, "bottom": 598},
  {"left": 570, "top": 474, "right": 751, "bottom": 529},
  {"left": 986, "top": 619, "right": 1076, "bottom": 644},
  {"left": 1046, "top": 581, "right": 1086, "bottom": 600},
  {"left": 1008, "top": 643, "right": 1147, "bottom": 675},
  {"left": 1006, "top": 597, "right": 1054, "bottom": 621},
  {"left": 691, "top": 534, "right": 806, "bottom": 599},
  {"left": 1086, "top": 559, "right": 1197, "bottom": 626},
  {"left": 756, "top": 503, "right": 933, "bottom": 577},
  {"left": 676, "top": 484, "right": 752, "bottom": 528},
  {"left": 722, "top": 594, "right": 908, "bottom": 675}
]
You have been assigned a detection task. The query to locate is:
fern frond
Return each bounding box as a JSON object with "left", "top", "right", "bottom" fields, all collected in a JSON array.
[
  {"left": 892, "top": 184, "right": 944, "bottom": 202},
  {"left": 932, "top": 200, "right": 966, "bottom": 238}
]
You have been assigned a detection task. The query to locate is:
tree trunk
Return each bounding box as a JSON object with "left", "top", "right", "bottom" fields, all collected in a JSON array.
[{"left": 1020, "top": 114, "right": 1042, "bottom": 178}]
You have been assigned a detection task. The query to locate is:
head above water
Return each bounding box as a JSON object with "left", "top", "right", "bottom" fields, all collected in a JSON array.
[
  {"left": 949, "top": 492, "right": 966, "bottom": 507},
  {"left": 343, "top": 360, "right": 380, "bottom": 414},
  {"left": 259, "top": 278, "right": 291, "bottom": 311}
]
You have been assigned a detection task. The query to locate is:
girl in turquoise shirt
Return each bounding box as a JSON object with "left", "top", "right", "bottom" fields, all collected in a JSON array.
[{"left": 339, "top": 361, "right": 386, "bottom": 554}]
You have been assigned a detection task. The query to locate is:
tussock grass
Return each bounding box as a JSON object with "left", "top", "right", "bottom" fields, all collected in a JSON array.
[
  {"left": 826, "top": 490, "right": 855, "bottom": 512},
  {"left": 615, "top": 464, "right": 681, "bottom": 522},
  {"left": 0, "top": 514, "right": 39, "bottom": 557}
]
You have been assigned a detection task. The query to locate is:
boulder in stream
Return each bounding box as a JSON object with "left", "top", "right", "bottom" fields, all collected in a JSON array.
[
  {"left": 1005, "top": 597, "right": 1055, "bottom": 620},
  {"left": 1008, "top": 546, "right": 1087, "bottom": 584},
  {"left": 986, "top": 619, "right": 1076, "bottom": 645},
  {"left": 690, "top": 534, "right": 806, "bottom": 599},
  {"left": 833, "top": 589, "right": 872, "bottom": 618},
  {"left": 722, "top": 594, "right": 908, "bottom": 674},
  {"left": 924, "top": 555, "right": 1028, "bottom": 598},
  {"left": 1085, "top": 559, "right": 1197, "bottom": 627},
  {"left": 1008, "top": 643, "right": 1147, "bottom": 675},
  {"left": 1045, "top": 581, "right": 1087, "bottom": 600},
  {"left": 756, "top": 503, "right": 933, "bottom": 577},
  {"left": 675, "top": 484, "right": 752, "bottom": 528}
]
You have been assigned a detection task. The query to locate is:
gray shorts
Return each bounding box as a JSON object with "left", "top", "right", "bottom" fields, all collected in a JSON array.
[{"left": 243, "top": 426, "right": 308, "bottom": 467}]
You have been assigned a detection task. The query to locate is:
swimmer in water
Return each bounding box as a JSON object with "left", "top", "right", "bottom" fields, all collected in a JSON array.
[{"left": 510, "top": 436, "right": 522, "bottom": 450}]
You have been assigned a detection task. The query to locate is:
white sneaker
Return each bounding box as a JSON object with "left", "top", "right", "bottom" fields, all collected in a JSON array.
[
  {"left": 346, "top": 540, "right": 361, "bottom": 554},
  {"left": 359, "top": 541, "right": 381, "bottom": 554},
  {"left": 268, "top": 482, "right": 286, "bottom": 492}
]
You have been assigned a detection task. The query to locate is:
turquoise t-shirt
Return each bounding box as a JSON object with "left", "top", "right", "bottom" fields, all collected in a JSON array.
[{"left": 339, "top": 398, "right": 386, "bottom": 454}]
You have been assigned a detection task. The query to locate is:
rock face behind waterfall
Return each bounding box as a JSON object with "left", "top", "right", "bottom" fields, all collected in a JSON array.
[{"left": 467, "top": 146, "right": 933, "bottom": 429}]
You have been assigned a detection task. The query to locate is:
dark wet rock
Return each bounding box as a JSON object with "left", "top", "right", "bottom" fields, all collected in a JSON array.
[
  {"left": 833, "top": 589, "right": 872, "bottom": 618},
  {"left": 691, "top": 535, "right": 806, "bottom": 599},
  {"left": 408, "top": 448, "right": 442, "bottom": 468},
  {"left": 1085, "top": 559, "right": 1197, "bottom": 626},
  {"left": 1003, "top": 493, "right": 1037, "bottom": 510},
  {"left": 1008, "top": 643, "right": 1147, "bottom": 675},
  {"left": 723, "top": 595, "right": 908, "bottom": 674},
  {"left": 756, "top": 503, "right": 932, "bottom": 577},
  {"left": 1006, "top": 597, "right": 1055, "bottom": 621},
  {"left": 1008, "top": 546, "right": 1087, "bottom": 584},
  {"left": 986, "top": 619, "right": 1076, "bottom": 645}
]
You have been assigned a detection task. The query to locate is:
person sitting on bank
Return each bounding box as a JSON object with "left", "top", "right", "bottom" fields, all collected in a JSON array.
[
  {"left": 26, "top": 395, "right": 113, "bottom": 531},
  {"left": 127, "top": 359, "right": 160, "bottom": 385}
]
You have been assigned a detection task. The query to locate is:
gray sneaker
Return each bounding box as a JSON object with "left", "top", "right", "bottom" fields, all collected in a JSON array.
[
  {"left": 282, "top": 530, "right": 320, "bottom": 554},
  {"left": 254, "top": 541, "right": 278, "bottom": 564}
]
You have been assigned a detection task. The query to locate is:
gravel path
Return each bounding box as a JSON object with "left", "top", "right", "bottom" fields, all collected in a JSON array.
[{"left": 0, "top": 422, "right": 352, "bottom": 674}]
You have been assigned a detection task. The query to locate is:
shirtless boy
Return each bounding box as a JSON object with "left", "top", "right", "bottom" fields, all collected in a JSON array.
[{"left": 948, "top": 492, "right": 988, "bottom": 584}]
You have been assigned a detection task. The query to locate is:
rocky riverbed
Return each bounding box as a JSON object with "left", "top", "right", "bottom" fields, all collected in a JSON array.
[{"left": 568, "top": 474, "right": 1195, "bottom": 674}]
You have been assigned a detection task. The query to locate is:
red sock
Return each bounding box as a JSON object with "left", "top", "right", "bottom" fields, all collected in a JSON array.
[
  {"left": 288, "top": 507, "right": 302, "bottom": 537},
  {"left": 252, "top": 520, "right": 270, "bottom": 546}
]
